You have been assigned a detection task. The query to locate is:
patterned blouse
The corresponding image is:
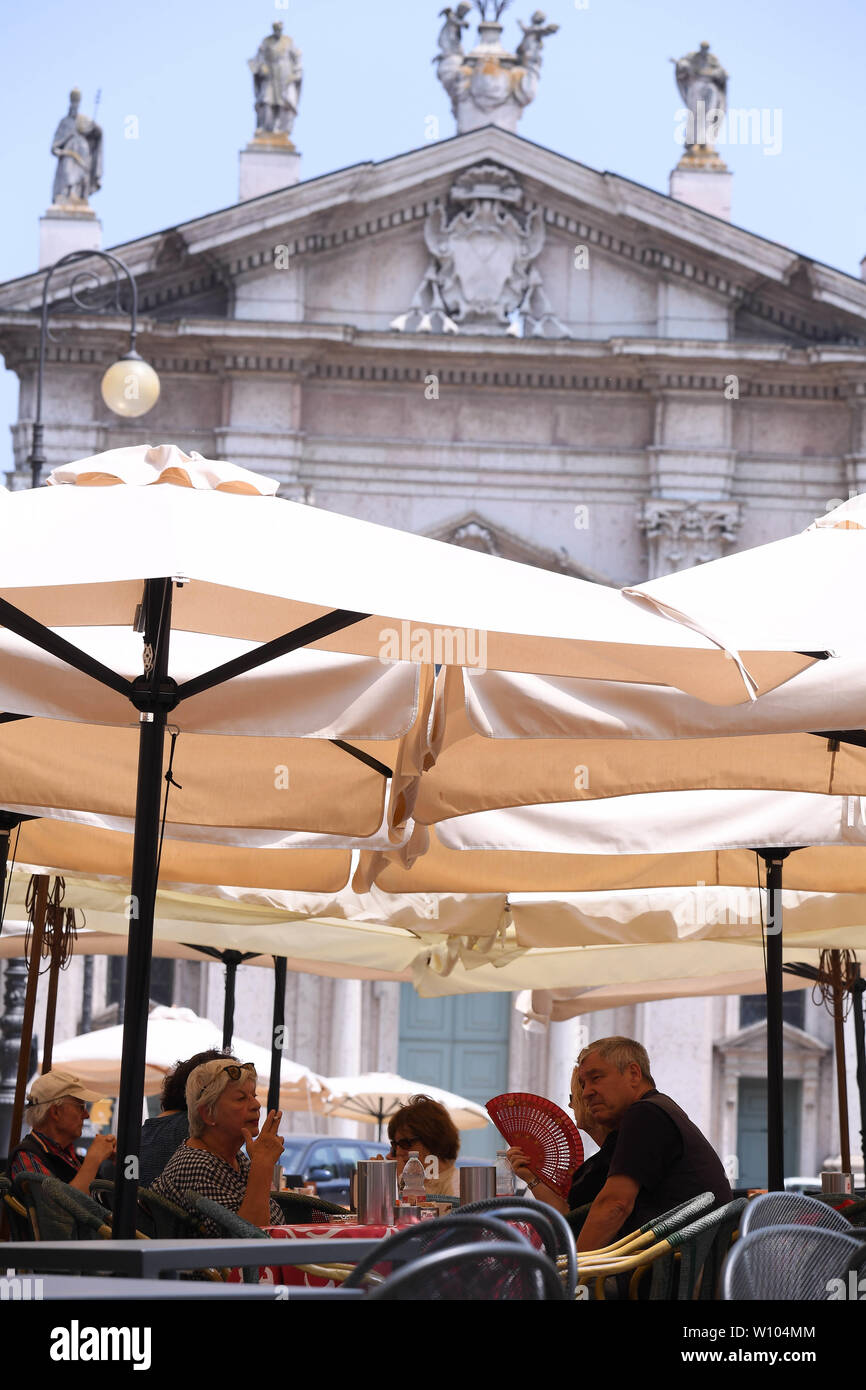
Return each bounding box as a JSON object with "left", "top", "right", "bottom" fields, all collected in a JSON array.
[{"left": 150, "top": 1142, "right": 283, "bottom": 1235}]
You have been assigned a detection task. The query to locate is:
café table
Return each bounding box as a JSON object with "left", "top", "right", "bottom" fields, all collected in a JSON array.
[
  {"left": 228, "top": 1215, "right": 546, "bottom": 1289},
  {"left": 228, "top": 1222, "right": 399, "bottom": 1289}
]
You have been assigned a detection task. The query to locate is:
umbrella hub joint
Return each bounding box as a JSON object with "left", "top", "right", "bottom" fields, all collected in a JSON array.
[{"left": 129, "top": 674, "right": 180, "bottom": 715}]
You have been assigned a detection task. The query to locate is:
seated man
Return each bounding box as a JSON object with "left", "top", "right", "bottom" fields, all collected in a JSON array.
[
  {"left": 574, "top": 1036, "right": 732, "bottom": 1253},
  {"left": 8, "top": 1070, "right": 116, "bottom": 1192}
]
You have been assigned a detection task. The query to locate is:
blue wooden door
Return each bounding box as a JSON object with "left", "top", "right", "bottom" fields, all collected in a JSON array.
[
  {"left": 398, "top": 986, "right": 509, "bottom": 1159},
  {"left": 736, "top": 1078, "right": 801, "bottom": 1189}
]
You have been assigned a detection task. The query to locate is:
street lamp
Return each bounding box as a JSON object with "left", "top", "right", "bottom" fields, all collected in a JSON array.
[{"left": 27, "top": 249, "right": 160, "bottom": 488}]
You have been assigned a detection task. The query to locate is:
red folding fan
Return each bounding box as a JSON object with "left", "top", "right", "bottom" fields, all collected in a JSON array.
[{"left": 486, "top": 1092, "right": 584, "bottom": 1198}]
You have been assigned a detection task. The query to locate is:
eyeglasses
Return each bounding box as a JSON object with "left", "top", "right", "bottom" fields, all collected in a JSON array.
[
  {"left": 197, "top": 1061, "right": 256, "bottom": 1100},
  {"left": 389, "top": 1135, "right": 421, "bottom": 1152}
]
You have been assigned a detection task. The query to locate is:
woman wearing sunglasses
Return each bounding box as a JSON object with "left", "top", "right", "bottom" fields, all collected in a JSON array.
[
  {"left": 387, "top": 1095, "right": 461, "bottom": 1199},
  {"left": 151, "top": 1057, "right": 285, "bottom": 1235}
]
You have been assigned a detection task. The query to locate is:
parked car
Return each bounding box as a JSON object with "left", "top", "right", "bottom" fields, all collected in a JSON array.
[
  {"left": 278, "top": 1134, "right": 390, "bottom": 1205},
  {"left": 783, "top": 1176, "right": 822, "bottom": 1192}
]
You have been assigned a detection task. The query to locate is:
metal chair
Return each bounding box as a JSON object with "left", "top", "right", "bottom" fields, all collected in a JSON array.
[
  {"left": 722, "top": 1224, "right": 866, "bottom": 1300},
  {"left": 740, "top": 1190, "right": 854, "bottom": 1237},
  {"left": 342, "top": 1213, "right": 527, "bottom": 1289},
  {"left": 366, "top": 1240, "right": 566, "bottom": 1300},
  {"left": 469, "top": 1201, "right": 578, "bottom": 1298}
]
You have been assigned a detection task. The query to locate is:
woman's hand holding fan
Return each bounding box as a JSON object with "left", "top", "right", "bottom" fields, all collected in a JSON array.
[{"left": 486, "top": 1092, "right": 584, "bottom": 1199}]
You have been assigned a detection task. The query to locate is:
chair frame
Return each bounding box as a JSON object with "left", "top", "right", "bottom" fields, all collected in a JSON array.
[{"left": 366, "top": 1239, "right": 566, "bottom": 1301}]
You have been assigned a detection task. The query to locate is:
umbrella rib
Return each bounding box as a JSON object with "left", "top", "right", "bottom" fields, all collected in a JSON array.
[
  {"left": 329, "top": 740, "right": 393, "bottom": 778},
  {"left": 174, "top": 609, "right": 371, "bottom": 701},
  {"left": 181, "top": 944, "right": 260, "bottom": 965},
  {"left": 0, "top": 597, "right": 133, "bottom": 698},
  {"left": 810, "top": 729, "right": 866, "bottom": 749}
]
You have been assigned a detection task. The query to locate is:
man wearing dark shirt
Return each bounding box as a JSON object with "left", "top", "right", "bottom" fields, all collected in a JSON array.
[
  {"left": 575, "top": 1036, "right": 732, "bottom": 1253},
  {"left": 8, "top": 1070, "right": 116, "bottom": 1191}
]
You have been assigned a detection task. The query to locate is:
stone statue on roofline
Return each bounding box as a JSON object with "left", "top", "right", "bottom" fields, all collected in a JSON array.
[
  {"left": 50, "top": 88, "right": 103, "bottom": 206},
  {"left": 672, "top": 40, "right": 728, "bottom": 169},
  {"left": 435, "top": 2, "right": 559, "bottom": 135},
  {"left": 249, "top": 21, "right": 303, "bottom": 143}
]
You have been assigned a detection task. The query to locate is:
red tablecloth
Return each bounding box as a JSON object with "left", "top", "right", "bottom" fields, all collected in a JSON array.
[
  {"left": 229, "top": 1223, "right": 398, "bottom": 1288},
  {"left": 228, "top": 1218, "right": 545, "bottom": 1288}
]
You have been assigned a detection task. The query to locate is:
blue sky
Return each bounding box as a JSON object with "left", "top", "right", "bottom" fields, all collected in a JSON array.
[{"left": 2, "top": 0, "right": 865, "bottom": 474}]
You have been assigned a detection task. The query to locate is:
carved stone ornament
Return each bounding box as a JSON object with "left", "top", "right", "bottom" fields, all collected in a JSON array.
[
  {"left": 639, "top": 498, "right": 741, "bottom": 578},
  {"left": 435, "top": 6, "right": 559, "bottom": 135},
  {"left": 391, "top": 162, "right": 568, "bottom": 337}
]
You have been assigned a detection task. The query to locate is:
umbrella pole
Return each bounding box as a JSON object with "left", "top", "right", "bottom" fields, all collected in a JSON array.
[
  {"left": 267, "top": 956, "right": 287, "bottom": 1114},
  {"left": 8, "top": 874, "right": 49, "bottom": 1152},
  {"left": 850, "top": 963, "right": 866, "bottom": 1186},
  {"left": 829, "top": 950, "right": 852, "bottom": 1176},
  {"left": 758, "top": 850, "right": 790, "bottom": 1192},
  {"left": 40, "top": 885, "right": 65, "bottom": 1073},
  {"left": 113, "top": 578, "right": 174, "bottom": 1241},
  {"left": 223, "top": 952, "right": 241, "bottom": 1051}
]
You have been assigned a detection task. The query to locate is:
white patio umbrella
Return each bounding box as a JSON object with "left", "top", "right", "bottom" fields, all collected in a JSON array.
[
  {"left": 318, "top": 1071, "right": 489, "bottom": 1139},
  {"left": 0, "top": 449, "right": 838, "bottom": 1226},
  {"left": 41, "top": 1004, "right": 322, "bottom": 1110}
]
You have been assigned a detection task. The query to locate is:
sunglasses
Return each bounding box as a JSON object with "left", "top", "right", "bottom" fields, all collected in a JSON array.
[
  {"left": 389, "top": 1135, "right": 421, "bottom": 1152},
  {"left": 197, "top": 1061, "right": 256, "bottom": 1100}
]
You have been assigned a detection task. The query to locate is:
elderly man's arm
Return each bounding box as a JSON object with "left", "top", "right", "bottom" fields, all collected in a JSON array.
[{"left": 575, "top": 1174, "right": 639, "bottom": 1252}]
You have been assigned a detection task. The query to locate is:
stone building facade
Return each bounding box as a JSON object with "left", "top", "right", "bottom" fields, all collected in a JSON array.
[{"left": 2, "top": 23, "right": 864, "bottom": 1173}]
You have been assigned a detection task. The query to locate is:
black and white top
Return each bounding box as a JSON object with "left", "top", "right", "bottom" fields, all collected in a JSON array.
[{"left": 150, "top": 1142, "right": 283, "bottom": 1235}]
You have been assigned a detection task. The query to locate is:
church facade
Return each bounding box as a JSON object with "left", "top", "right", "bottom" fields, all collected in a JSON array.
[{"left": 0, "top": 13, "right": 861, "bottom": 1175}]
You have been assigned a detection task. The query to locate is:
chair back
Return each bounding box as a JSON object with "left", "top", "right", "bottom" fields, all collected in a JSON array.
[
  {"left": 342, "top": 1213, "right": 525, "bottom": 1289},
  {"left": 191, "top": 1195, "right": 269, "bottom": 1283},
  {"left": 366, "top": 1240, "right": 566, "bottom": 1300},
  {"left": 138, "top": 1187, "right": 207, "bottom": 1239},
  {"left": 722, "top": 1224, "right": 866, "bottom": 1300},
  {"left": 740, "top": 1190, "right": 854, "bottom": 1237},
  {"left": 37, "top": 1177, "right": 112, "bottom": 1240},
  {"left": 668, "top": 1197, "right": 748, "bottom": 1301},
  {"left": 478, "top": 1201, "right": 578, "bottom": 1298}
]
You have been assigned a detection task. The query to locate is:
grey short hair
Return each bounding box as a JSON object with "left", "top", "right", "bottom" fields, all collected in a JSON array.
[
  {"left": 25, "top": 1099, "right": 57, "bottom": 1131},
  {"left": 577, "top": 1036, "right": 655, "bottom": 1087},
  {"left": 186, "top": 1060, "right": 236, "bottom": 1138}
]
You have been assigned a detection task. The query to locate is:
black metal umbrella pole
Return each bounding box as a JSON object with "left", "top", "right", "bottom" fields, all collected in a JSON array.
[
  {"left": 113, "top": 578, "right": 176, "bottom": 1238},
  {"left": 756, "top": 848, "right": 793, "bottom": 1192}
]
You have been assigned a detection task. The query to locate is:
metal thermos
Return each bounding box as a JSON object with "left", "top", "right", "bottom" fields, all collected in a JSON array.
[
  {"left": 357, "top": 1159, "right": 397, "bottom": 1224},
  {"left": 459, "top": 1165, "right": 496, "bottom": 1205},
  {"left": 821, "top": 1170, "right": 854, "bottom": 1195}
]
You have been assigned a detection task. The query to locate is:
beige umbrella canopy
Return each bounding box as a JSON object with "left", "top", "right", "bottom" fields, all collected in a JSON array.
[
  {"left": 42, "top": 1004, "right": 323, "bottom": 1109},
  {"left": 317, "top": 1072, "right": 490, "bottom": 1139}
]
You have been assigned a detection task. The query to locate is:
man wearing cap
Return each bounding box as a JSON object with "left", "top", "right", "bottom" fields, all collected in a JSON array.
[{"left": 8, "top": 1070, "right": 116, "bottom": 1191}]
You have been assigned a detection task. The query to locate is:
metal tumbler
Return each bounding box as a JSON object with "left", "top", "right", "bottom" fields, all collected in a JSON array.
[
  {"left": 459, "top": 1164, "right": 496, "bottom": 1205},
  {"left": 357, "top": 1159, "right": 397, "bottom": 1225},
  {"left": 821, "top": 1170, "right": 854, "bottom": 1195}
]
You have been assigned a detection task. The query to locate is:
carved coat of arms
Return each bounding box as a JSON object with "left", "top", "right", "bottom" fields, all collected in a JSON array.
[{"left": 392, "top": 162, "right": 567, "bottom": 338}]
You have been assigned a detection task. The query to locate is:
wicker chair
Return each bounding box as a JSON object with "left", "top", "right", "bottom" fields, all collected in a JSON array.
[
  {"left": 191, "top": 1195, "right": 271, "bottom": 1284},
  {"left": 621, "top": 1198, "right": 748, "bottom": 1302},
  {"left": 722, "top": 1224, "right": 866, "bottom": 1299},
  {"left": 366, "top": 1240, "right": 566, "bottom": 1300},
  {"left": 575, "top": 1195, "right": 740, "bottom": 1301},
  {"left": 31, "top": 1176, "right": 113, "bottom": 1240},
  {"left": 1, "top": 1174, "right": 32, "bottom": 1241},
  {"left": 342, "top": 1213, "right": 526, "bottom": 1289},
  {"left": 740, "top": 1190, "right": 854, "bottom": 1237}
]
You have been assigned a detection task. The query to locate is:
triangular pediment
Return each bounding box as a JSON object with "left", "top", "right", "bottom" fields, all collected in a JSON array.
[
  {"left": 426, "top": 511, "right": 611, "bottom": 584},
  {"left": 2, "top": 127, "right": 865, "bottom": 346},
  {"left": 716, "top": 1019, "right": 830, "bottom": 1057}
]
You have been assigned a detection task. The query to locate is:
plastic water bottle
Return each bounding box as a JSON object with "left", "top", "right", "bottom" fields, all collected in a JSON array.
[
  {"left": 400, "top": 1151, "right": 427, "bottom": 1206},
  {"left": 496, "top": 1150, "right": 515, "bottom": 1197}
]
